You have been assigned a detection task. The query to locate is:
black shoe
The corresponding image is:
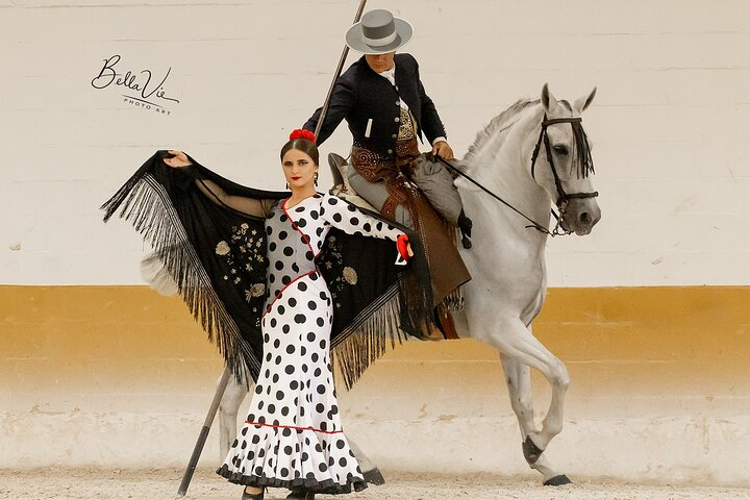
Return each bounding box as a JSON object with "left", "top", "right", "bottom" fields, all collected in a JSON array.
[
  {"left": 242, "top": 487, "right": 264, "bottom": 500},
  {"left": 286, "top": 487, "right": 315, "bottom": 500}
]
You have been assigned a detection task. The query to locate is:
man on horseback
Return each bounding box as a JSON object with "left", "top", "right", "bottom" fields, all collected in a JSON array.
[{"left": 303, "top": 8, "right": 471, "bottom": 338}]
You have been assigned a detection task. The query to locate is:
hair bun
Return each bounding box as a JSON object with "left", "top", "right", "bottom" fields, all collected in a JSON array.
[{"left": 289, "top": 129, "right": 316, "bottom": 143}]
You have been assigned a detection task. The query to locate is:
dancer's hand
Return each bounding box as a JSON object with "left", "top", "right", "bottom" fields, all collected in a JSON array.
[
  {"left": 432, "top": 141, "right": 454, "bottom": 162},
  {"left": 406, "top": 242, "right": 414, "bottom": 257},
  {"left": 163, "top": 150, "right": 192, "bottom": 168}
]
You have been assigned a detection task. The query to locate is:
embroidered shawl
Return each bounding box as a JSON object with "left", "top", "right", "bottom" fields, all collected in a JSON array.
[{"left": 101, "top": 150, "right": 433, "bottom": 389}]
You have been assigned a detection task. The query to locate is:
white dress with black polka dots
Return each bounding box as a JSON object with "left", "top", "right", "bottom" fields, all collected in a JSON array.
[{"left": 217, "top": 193, "right": 404, "bottom": 494}]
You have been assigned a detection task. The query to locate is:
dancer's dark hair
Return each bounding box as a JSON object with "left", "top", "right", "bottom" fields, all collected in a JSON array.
[{"left": 280, "top": 129, "right": 319, "bottom": 165}]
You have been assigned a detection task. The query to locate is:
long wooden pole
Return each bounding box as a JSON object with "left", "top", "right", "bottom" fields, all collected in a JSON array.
[
  {"left": 176, "top": 367, "right": 232, "bottom": 497},
  {"left": 314, "top": 0, "right": 369, "bottom": 141}
]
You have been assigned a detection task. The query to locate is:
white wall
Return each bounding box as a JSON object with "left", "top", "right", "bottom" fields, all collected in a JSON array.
[{"left": 1, "top": 0, "right": 748, "bottom": 286}]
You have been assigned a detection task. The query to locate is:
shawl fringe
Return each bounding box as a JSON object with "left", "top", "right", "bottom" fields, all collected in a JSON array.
[{"left": 101, "top": 167, "right": 259, "bottom": 379}]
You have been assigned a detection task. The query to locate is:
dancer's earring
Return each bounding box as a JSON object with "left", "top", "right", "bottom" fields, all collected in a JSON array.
[
  {"left": 285, "top": 182, "right": 289, "bottom": 190},
  {"left": 313, "top": 171, "right": 319, "bottom": 186}
]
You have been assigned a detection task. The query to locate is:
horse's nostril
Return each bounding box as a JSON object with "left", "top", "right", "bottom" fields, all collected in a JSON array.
[{"left": 579, "top": 212, "right": 591, "bottom": 224}]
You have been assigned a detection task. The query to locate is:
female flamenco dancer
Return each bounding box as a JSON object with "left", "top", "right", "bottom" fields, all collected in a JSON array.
[{"left": 161, "top": 129, "right": 415, "bottom": 500}]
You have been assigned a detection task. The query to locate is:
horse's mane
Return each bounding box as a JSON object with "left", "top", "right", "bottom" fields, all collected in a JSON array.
[{"left": 465, "top": 99, "right": 540, "bottom": 161}]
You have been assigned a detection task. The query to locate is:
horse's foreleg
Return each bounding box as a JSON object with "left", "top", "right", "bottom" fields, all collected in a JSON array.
[
  {"left": 218, "top": 372, "right": 251, "bottom": 460},
  {"left": 477, "top": 318, "right": 570, "bottom": 480},
  {"left": 500, "top": 354, "right": 571, "bottom": 485},
  {"left": 500, "top": 354, "right": 535, "bottom": 440}
]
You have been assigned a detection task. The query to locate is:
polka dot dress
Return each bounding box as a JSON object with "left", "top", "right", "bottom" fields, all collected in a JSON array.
[{"left": 217, "top": 193, "right": 404, "bottom": 494}]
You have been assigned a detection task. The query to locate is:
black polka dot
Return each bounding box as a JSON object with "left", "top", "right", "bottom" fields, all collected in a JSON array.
[
  {"left": 317, "top": 384, "right": 326, "bottom": 395},
  {"left": 290, "top": 380, "right": 299, "bottom": 390},
  {"left": 282, "top": 324, "right": 290, "bottom": 334},
  {"left": 308, "top": 301, "right": 317, "bottom": 310},
  {"left": 283, "top": 246, "right": 293, "bottom": 256},
  {"left": 267, "top": 404, "right": 276, "bottom": 413},
  {"left": 285, "top": 365, "right": 295, "bottom": 375},
  {"left": 307, "top": 332, "right": 316, "bottom": 342},
  {"left": 333, "top": 213, "right": 342, "bottom": 223},
  {"left": 282, "top": 275, "right": 291, "bottom": 285},
  {"left": 350, "top": 217, "right": 359, "bottom": 226},
  {"left": 279, "top": 230, "right": 288, "bottom": 240},
  {"left": 286, "top": 345, "right": 296, "bottom": 354},
  {"left": 339, "top": 457, "right": 348, "bottom": 467},
  {"left": 295, "top": 314, "right": 306, "bottom": 324},
  {"left": 317, "top": 318, "right": 325, "bottom": 327},
  {"left": 363, "top": 223, "right": 371, "bottom": 231},
  {"left": 276, "top": 391, "right": 284, "bottom": 400},
  {"left": 298, "top": 281, "right": 308, "bottom": 291},
  {"left": 269, "top": 241, "right": 277, "bottom": 251},
  {"left": 316, "top": 403, "right": 325, "bottom": 413}
]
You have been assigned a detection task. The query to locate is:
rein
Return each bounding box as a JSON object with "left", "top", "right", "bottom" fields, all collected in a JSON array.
[{"left": 438, "top": 115, "right": 598, "bottom": 237}]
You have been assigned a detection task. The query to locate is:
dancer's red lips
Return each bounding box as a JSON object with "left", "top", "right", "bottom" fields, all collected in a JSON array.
[{"left": 291, "top": 176, "right": 301, "bottom": 181}]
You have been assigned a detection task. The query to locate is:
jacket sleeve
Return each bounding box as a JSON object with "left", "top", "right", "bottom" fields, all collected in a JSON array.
[
  {"left": 319, "top": 194, "right": 407, "bottom": 265},
  {"left": 303, "top": 72, "right": 357, "bottom": 145},
  {"left": 411, "top": 55, "right": 447, "bottom": 144}
]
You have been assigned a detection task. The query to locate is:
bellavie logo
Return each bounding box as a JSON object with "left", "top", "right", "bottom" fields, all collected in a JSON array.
[{"left": 91, "top": 54, "right": 180, "bottom": 115}]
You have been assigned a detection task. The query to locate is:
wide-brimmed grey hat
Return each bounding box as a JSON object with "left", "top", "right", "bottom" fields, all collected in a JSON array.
[{"left": 345, "top": 9, "right": 413, "bottom": 55}]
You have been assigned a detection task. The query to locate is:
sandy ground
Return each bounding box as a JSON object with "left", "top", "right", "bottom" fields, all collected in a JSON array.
[{"left": 1, "top": 468, "right": 750, "bottom": 500}]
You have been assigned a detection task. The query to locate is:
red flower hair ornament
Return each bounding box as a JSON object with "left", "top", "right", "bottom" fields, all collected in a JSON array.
[{"left": 289, "top": 129, "right": 316, "bottom": 143}]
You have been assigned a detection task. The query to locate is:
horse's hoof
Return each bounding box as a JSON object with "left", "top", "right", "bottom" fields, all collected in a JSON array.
[
  {"left": 544, "top": 474, "right": 572, "bottom": 486},
  {"left": 363, "top": 467, "right": 386, "bottom": 485},
  {"left": 522, "top": 436, "right": 544, "bottom": 465}
]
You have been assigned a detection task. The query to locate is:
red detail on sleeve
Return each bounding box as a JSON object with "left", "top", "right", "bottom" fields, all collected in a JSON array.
[{"left": 397, "top": 234, "right": 411, "bottom": 261}]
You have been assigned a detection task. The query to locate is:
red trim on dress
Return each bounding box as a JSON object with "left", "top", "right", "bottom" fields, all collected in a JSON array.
[
  {"left": 282, "top": 197, "right": 316, "bottom": 258},
  {"left": 261, "top": 270, "right": 319, "bottom": 320},
  {"left": 245, "top": 421, "right": 343, "bottom": 435}
]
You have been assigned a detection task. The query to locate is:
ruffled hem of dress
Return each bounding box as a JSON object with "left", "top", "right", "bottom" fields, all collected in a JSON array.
[{"left": 216, "top": 464, "right": 368, "bottom": 494}]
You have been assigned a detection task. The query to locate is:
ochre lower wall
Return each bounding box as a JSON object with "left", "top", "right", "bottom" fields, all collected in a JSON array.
[{"left": 2, "top": 286, "right": 749, "bottom": 483}]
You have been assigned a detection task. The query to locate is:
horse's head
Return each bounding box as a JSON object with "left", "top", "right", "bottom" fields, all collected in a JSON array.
[{"left": 532, "top": 84, "right": 601, "bottom": 236}]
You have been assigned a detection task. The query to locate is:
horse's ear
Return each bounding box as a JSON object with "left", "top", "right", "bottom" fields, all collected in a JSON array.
[
  {"left": 541, "top": 83, "right": 558, "bottom": 114},
  {"left": 574, "top": 87, "right": 597, "bottom": 114}
]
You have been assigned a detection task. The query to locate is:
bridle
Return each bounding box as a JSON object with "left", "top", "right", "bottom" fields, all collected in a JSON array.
[
  {"left": 529, "top": 115, "right": 599, "bottom": 235},
  {"left": 437, "top": 114, "right": 598, "bottom": 237}
]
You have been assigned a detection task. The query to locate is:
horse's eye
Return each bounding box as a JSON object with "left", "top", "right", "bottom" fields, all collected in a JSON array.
[{"left": 553, "top": 145, "right": 569, "bottom": 155}]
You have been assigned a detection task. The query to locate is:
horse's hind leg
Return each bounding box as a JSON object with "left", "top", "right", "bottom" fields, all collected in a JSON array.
[
  {"left": 500, "top": 354, "right": 571, "bottom": 485},
  {"left": 218, "top": 371, "right": 251, "bottom": 460},
  {"left": 347, "top": 438, "right": 386, "bottom": 485}
]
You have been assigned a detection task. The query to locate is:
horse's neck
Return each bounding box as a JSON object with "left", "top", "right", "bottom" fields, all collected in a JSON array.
[{"left": 463, "top": 106, "right": 551, "bottom": 246}]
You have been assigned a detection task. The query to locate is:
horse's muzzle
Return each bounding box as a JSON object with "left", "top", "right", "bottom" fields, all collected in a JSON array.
[{"left": 561, "top": 198, "right": 601, "bottom": 236}]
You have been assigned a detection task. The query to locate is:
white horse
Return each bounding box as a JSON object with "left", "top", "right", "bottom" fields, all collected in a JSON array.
[{"left": 217, "top": 84, "right": 601, "bottom": 487}]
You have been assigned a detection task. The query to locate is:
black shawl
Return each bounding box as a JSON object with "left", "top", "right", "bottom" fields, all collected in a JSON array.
[{"left": 101, "top": 150, "right": 433, "bottom": 389}]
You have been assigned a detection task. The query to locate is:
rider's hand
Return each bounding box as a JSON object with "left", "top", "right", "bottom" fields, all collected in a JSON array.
[
  {"left": 431, "top": 141, "right": 454, "bottom": 162},
  {"left": 163, "top": 150, "right": 192, "bottom": 168}
]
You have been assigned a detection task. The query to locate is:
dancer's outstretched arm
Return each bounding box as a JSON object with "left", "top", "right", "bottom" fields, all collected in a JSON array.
[{"left": 163, "top": 149, "right": 274, "bottom": 218}]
